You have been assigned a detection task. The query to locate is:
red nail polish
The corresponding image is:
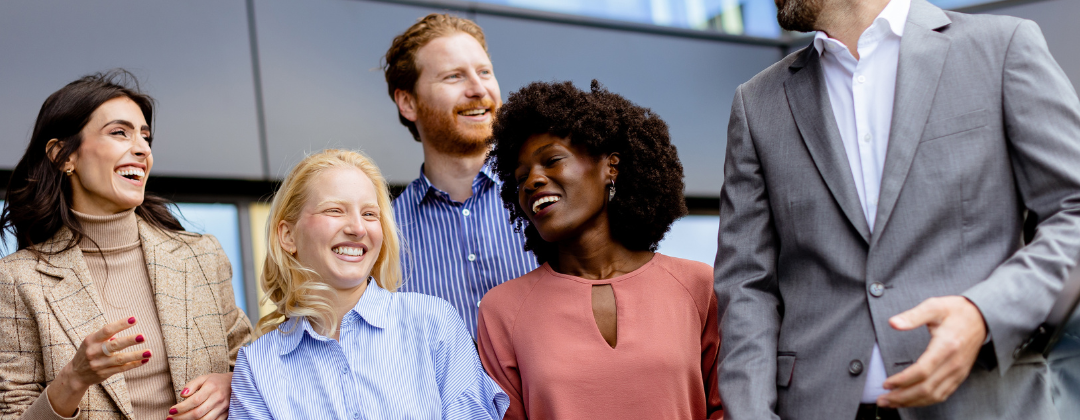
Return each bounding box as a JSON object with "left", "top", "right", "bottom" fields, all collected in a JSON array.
[
  {"left": 135, "top": 334, "right": 145, "bottom": 343},
  {"left": 167, "top": 417, "right": 173, "bottom": 420},
  {"left": 170, "top": 408, "right": 178, "bottom": 415},
  {"left": 182, "top": 388, "right": 189, "bottom": 396},
  {"left": 128, "top": 317, "right": 136, "bottom": 324},
  {"left": 143, "top": 351, "right": 152, "bottom": 358},
  {"left": 141, "top": 359, "right": 149, "bottom": 364}
]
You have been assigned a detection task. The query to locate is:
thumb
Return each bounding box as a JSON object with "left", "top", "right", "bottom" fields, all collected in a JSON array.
[
  {"left": 180, "top": 374, "right": 209, "bottom": 398},
  {"left": 890, "top": 298, "right": 945, "bottom": 331}
]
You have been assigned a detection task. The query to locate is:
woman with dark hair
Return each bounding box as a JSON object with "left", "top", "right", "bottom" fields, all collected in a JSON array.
[
  {"left": 0, "top": 70, "right": 252, "bottom": 420},
  {"left": 478, "top": 80, "right": 723, "bottom": 419}
]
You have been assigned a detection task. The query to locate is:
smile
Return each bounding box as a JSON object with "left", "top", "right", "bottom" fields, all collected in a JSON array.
[
  {"left": 458, "top": 108, "right": 489, "bottom": 117},
  {"left": 115, "top": 165, "right": 145, "bottom": 181},
  {"left": 531, "top": 195, "right": 560, "bottom": 214},
  {"left": 332, "top": 246, "right": 365, "bottom": 257}
]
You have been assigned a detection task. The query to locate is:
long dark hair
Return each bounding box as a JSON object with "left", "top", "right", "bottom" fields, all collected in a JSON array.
[{"left": 0, "top": 69, "right": 184, "bottom": 256}]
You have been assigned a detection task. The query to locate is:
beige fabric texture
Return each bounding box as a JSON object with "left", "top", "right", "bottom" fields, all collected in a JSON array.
[
  {"left": 0, "top": 217, "right": 253, "bottom": 419},
  {"left": 77, "top": 209, "right": 176, "bottom": 420}
]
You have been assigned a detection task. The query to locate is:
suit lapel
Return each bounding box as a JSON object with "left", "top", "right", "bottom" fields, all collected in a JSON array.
[
  {"left": 140, "top": 220, "right": 192, "bottom": 398},
  {"left": 38, "top": 231, "right": 136, "bottom": 419},
  {"left": 786, "top": 47, "right": 872, "bottom": 243},
  {"left": 871, "top": 0, "right": 952, "bottom": 247}
]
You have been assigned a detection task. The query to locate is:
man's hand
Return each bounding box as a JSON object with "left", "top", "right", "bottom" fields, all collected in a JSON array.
[{"left": 877, "top": 296, "right": 987, "bottom": 408}]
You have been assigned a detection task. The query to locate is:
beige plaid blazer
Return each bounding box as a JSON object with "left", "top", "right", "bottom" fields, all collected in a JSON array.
[{"left": 0, "top": 219, "right": 253, "bottom": 419}]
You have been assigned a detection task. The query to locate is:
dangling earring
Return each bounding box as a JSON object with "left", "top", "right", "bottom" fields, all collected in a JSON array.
[
  {"left": 64, "top": 169, "right": 73, "bottom": 176},
  {"left": 607, "top": 179, "right": 616, "bottom": 202}
]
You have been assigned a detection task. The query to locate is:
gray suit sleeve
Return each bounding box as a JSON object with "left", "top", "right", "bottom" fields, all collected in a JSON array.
[
  {"left": 715, "top": 86, "right": 783, "bottom": 419},
  {"left": 963, "top": 19, "right": 1080, "bottom": 374}
]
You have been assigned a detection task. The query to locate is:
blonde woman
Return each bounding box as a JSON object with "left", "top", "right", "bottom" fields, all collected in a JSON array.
[{"left": 228, "top": 149, "right": 508, "bottom": 419}]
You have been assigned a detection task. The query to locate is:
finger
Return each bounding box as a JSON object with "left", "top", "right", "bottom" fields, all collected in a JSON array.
[
  {"left": 880, "top": 357, "right": 965, "bottom": 408},
  {"left": 180, "top": 375, "right": 209, "bottom": 399},
  {"left": 97, "top": 358, "right": 150, "bottom": 378},
  {"left": 92, "top": 349, "right": 152, "bottom": 372},
  {"left": 883, "top": 335, "right": 954, "bottom": 390},
  {"left": 890, "top": 298, "right": 944, "bottom": 331},
  {"left": 198, "top": 406, "right": 226, "bottom": 420},
  {"left": 90, "top": 316, "right": 138, "bottom": 342},
  {"left": 102, "top": 333, "right": 146, "bottom": 356},
  {"left": 171, "top": 384, "right": 213, "bottom": 418}
]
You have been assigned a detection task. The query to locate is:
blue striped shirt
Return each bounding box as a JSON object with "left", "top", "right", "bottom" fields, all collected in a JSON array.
[
  {"left": 393, "top": 166, "right": 537, "bottom": 337},
  {"left": 229, "top": 280, "right": 509, "bottom": 420}
]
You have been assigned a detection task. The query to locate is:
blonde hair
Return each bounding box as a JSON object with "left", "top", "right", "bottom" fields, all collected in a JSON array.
[{"left": 255, "top": 149, "right": 403, "bottom": 337}]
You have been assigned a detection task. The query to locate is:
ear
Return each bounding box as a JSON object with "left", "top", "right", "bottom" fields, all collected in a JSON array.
[
  {"left": 277, "top": 220, "right": 298, "bottom": 255},
  {"left": 605, "top": 152, "right": 620, "bottom": 182},
  {"left": 394, "top": 89, "right": 419, "bottom": 123},
  {"left": 45, "top": 138, "right": 76, "bottom": 171}
]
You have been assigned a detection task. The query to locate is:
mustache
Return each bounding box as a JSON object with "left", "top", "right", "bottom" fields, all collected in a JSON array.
[{"left": 453, "top": 99, "right": 498, "bottom": 114}]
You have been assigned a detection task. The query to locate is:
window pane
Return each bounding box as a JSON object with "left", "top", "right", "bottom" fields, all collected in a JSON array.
[
  {"left": 657, "top": 215, "right": 719, "bottom": 265},
  {"left": 172, "top": 202, "right": 247, "bottom": 311}
]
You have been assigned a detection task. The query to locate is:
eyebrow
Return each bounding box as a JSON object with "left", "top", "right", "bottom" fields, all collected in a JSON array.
[
  {"left": 102, "top": 119, "right": 150, "bottom": 132},
  {"left": 315, "top": 198, "right": 379, "bottom": 207},
  {"left": 531, "top": 143, "right": 559, "bottom": 157}
]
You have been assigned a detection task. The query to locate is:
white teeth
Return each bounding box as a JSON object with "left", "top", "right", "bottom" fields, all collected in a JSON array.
[
  {"left": 115, "top": 167, "right": 145, "bottom": 179},
  {"left": 531, "top": 196, "right": 560, "bottom": 214},
  {"left": 459, "top": 109, "right": 487, "bottom": 116},
  {"left": 332, "top": 246, "right": 364, "bottom": 257}
]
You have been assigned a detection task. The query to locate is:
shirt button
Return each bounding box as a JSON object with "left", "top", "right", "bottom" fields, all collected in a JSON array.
[
  {"left": 352, "top": 413, "right": 360, "bottom": 419},
  {"left": 467, "top": 253, "right": 477, "bottom": 262},
  {"left": 340, "top": 365, "right": 348, "bottom": 374},
  {"left": 857, "top": 75, "right": 866, "bottom": 84},
  {"left": 869, "top": 282, "right": 885, "bottom": 297},
  {"left": 462, "top": 209, "right": 471, "bottom": 216},
  {"left": 849, "top": 360, "right": 864, "bottom": 375},
  {"left": 862, "top": 133, "right": 871, "bottom": 142}
]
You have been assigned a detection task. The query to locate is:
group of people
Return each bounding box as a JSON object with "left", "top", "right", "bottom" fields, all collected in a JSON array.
[{"left": 1, "top": 0, "right": 1078, "bottom": 419}]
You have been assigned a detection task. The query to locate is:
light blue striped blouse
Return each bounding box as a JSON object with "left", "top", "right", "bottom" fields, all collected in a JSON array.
[
  {"left": 228, "top": 280, "right": 509, "bottom": 420},
  {"left": 393, "top": 166, "right": 538, "bottom": 338}
]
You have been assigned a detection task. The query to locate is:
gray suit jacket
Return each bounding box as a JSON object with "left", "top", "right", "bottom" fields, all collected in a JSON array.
[{"left": 714, "top": 1, "right": 1080, "bottom": 419}]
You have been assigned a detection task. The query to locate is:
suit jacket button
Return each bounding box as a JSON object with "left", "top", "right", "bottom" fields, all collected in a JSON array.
[
  {"left": 869, "top": 282, "right": 885, "bottom": 297},
  {"left": 849, "top": 360, "right": 864, "bottom": 375}
]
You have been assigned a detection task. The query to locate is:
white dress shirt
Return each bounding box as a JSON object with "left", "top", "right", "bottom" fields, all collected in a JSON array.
[{"left": 813, "top": 0, "right": 911, "bottom": 404}]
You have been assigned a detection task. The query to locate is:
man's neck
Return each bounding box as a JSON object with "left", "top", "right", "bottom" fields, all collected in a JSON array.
[
  {"left": 420, "top": 140, "right": 489, "bottom": 203},
  {"left": 817, "top": 0, "right": 891, "bottom": 59}
]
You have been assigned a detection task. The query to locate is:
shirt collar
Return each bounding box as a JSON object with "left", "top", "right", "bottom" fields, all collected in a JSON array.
[
  {"left": 278, "top": 278, "right": 393, "bottom": 355},
  {"left": 813, "top": 0, "right": 911, "bottom": 55},
  {"left": 416, "top": 163, "right": 500, "bottom": 203}
]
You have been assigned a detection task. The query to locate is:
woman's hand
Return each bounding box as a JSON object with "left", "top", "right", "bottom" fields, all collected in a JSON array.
[
  {"left": 168, "top": 372, "right": 232, "bottom": 420},
  {"left": 48, "top": 316, "right": 151, "bottom": 416}
]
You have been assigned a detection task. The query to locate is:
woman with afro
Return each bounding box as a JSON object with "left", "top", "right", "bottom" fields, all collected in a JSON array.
[{"left": 477, "top": 80, "right": 723, "bottom": 419}]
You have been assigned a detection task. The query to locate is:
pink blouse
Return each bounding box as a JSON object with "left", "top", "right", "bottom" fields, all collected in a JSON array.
[{"left": 477, "top": 253, "right": 724, "bottom": 419}]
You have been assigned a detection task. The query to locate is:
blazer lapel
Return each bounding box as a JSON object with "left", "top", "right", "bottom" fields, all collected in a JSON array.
[
  {"left": 786, "top": 47, "right": 872, "bottom": 243},
  {"left": 871, "top": 0, "right": 952, "bottom": 247},
  {"left": 140, "top": 221, "right": 192, "bottom": 398},
  {"left": 38, "top": 230, "right": 136, "bottom": 419}
]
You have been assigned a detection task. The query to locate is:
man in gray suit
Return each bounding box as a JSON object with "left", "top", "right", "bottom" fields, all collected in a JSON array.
[{"left": 714, "top": 0, "right": 1080, "bottom": 418}]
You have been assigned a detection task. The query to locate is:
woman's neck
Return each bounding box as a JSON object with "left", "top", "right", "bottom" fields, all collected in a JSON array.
[
  {"left": 317, "top": 278, "right": 370, "bottom": 340},
  {"left": 71, "top": 208, "right": 139, "bottom": 249},
  {"left": 553, "top": 223, "right": 653, "bottom": 280}
]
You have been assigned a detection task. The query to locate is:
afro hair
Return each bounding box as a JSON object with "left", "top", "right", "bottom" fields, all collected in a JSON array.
[{"left": 488, "top": 80, "right": 687, "bottom": 265}]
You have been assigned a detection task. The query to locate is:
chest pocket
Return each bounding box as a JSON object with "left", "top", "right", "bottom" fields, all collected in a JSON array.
[{"left": 920, "top": 108, "right": 988, "bottom": 143}]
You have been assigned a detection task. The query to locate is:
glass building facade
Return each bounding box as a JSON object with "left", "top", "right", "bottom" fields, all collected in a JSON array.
[{"left": 475, "top": 0, "right": 1008, "bottom": 38}]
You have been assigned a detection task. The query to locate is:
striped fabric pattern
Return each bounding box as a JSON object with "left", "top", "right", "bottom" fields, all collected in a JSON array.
[
  {"left": 392, "top": 166, "right": 537, "bottom": 337},
  {"left": 229, "top": 280, "right": 509, "bottom": 420}
]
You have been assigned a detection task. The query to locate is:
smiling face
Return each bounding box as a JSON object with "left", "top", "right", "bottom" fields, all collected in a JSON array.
[
  {"left": 60, "top": 96, "right": 152, "bottom": 215},
  {"left": 401, "top": 32, "right": 500, "bottom": 157},
  {"left": 278, "top": 167, "right": 384, "bottom": 293},
  {"left": 515, "top": 133, "right": 618, "bottom": 245}
]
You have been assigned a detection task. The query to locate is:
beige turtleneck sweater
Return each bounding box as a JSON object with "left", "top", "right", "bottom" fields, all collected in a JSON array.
[{"left": 73, "top": 209, "right": 176, "bottom": 419}]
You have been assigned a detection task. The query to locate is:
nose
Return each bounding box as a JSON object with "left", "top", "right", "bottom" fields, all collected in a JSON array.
[
  {"left": 521, "top": 168, "right": 547, "bottom": 194},
  {"left": 132, "top": 136, "right": 151, "bottom": 158},
  {"left": 343, "top": 213, "right": 367, "bottom": 238},
  {"left": 463, "top": 71, "right": 488, "bottom": 99}
]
